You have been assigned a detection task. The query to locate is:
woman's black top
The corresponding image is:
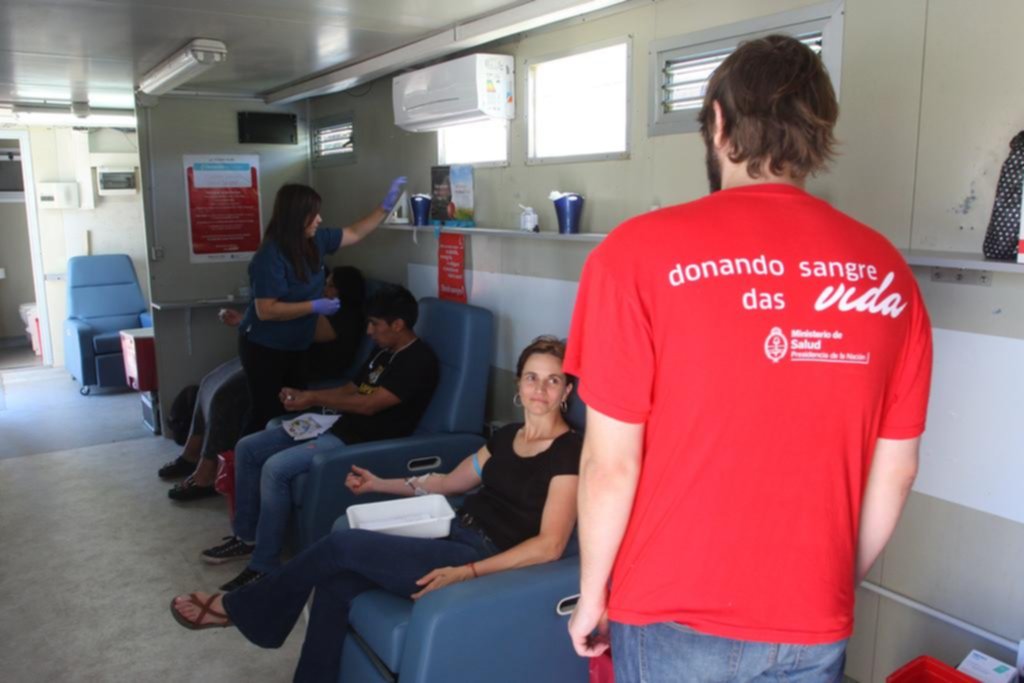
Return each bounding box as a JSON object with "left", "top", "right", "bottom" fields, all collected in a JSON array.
[{"left": 460, "top": 423, "right": 582, "bottom": 551}]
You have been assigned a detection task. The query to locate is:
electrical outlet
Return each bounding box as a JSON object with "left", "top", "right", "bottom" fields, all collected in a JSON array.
[{"left": 930, "top": 267, "right": 993, "bottom": 286}]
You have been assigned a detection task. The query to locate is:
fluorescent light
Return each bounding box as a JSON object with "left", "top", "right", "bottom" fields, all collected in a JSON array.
[
  {"left": 263, "top": 0, "right": 629, "bottom": 104},
  {"left": 10, "top": 104, "right": 136, "bottom": 128},
  {"left": 138, "top": 38, "right": 228, "bottom": 96}
]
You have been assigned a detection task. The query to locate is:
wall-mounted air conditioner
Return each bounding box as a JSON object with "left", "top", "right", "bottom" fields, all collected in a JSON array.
[{"left": 393, "top": 53, "right": 514, "bottom": 133}]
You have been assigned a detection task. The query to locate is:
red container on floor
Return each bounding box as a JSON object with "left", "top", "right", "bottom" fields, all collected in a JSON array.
[
  {"left": 888, "top": 656, "right": 979, "bottom": 682},
  {"left": 121, "top": 327, "right": 158, "bottom": 392}
]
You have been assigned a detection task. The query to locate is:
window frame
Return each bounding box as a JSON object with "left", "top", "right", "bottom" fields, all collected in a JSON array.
[
  {"left": 648, "top": 1, "right": 844, "bottom": 137},
  {"left": 311, "top": 112, "right": 357, "bottom": 168},
  {"left": 525, "top": 36, "right": 633, "bottom": 166},
  {"left": 436, "top": 118, "right": 511, "bottom": 168}
]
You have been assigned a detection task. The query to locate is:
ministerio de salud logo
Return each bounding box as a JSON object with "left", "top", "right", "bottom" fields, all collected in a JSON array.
[{"left": 764, "top": 327, "right": 788, "bottom": 363}]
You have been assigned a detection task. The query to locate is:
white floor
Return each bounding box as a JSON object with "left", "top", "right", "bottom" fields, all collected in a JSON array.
[{"left": 0, "top": 365, "right": 306, "bottom": 682}]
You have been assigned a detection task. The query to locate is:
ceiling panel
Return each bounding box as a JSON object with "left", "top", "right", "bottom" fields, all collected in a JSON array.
[{"left": 0, "top": 0, "right": 526, "bottom": 104}]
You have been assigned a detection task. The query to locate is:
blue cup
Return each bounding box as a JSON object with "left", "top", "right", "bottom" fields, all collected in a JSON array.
[
  {"left": 410, "top": 194, "right": 432, "bottom": 226},
  {"left": 553, "top": 193, "right": 584, "bottom": 234}
]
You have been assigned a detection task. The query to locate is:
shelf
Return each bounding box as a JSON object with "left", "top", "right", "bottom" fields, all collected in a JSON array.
[
  {"left": 380, "top": 222, "right": 606, "bottom": 243},
  {"left": 901, "top": 249, "right": 1023, "bottom": 274},
  {"left": 151, "top": 297, "right": 247, "bottom": 311}
]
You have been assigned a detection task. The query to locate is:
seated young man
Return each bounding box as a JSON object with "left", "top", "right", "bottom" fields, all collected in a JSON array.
[{"left": 201, "top": 284, "right": 439, "bottom": 591}]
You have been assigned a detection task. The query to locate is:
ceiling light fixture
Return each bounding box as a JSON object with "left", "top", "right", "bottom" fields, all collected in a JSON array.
[
  {"left": 138, "top": 38, "right": 228, "bottom": 96},
  {"left": 10, "top": 104, "right": 136, "bottom": 128}
]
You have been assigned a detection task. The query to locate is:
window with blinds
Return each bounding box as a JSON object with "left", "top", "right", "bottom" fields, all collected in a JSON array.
[
  {"left": 312, "top": 116, "right": 356, "bottom": 166},
  {"left": 648, "top": 2, "right": 842, "bottom": 137},
  {"left": 662, "top": 34, "right": 823, "bottom": 115}
]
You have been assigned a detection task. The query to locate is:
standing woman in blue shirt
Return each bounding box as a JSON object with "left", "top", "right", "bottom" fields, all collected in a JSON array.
[{"left": 238, "top": 178, "right": 405, "bottom": 435}]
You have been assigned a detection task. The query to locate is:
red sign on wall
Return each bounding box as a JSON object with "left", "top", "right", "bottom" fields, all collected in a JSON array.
[
  {"left": 184, "top": 155, "right": 262, "bottom": 263},
  {"left": 438, "top": 233, "right": 467, "bottom": 303}
]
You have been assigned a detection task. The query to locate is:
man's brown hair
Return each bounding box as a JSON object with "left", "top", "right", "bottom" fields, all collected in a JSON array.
[{"left": 697, "top": 34, "right": 838, "bottom": 180}]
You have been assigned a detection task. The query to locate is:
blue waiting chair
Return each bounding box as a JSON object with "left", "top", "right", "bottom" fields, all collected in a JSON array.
[
  {"left": 337, "top": 393, "right": 590, "bottom": 683},
  {"left": 291, "top": 297, "right": 495, "bottom": 550},
  {"left": 64, "top": 254, "right": 151, "bottom": 394}
]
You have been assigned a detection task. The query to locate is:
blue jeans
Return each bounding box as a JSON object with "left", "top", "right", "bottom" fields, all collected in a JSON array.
[
  {"left": 611, "top": 622, "right": 847, "bottom": 683},
  {"left": 232, "top": 427, "right": 346, "bottom": 573},
  {"left": 222, "top": 520, "right": 500, "bottom": 683}
]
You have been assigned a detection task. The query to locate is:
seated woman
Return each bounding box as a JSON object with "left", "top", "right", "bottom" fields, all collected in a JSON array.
[
  {"left": 170, "top": 336, "right": 581, "bottom": 682},
  {"left": 158, "top": 265, "right": 367, "bottom": 501}
]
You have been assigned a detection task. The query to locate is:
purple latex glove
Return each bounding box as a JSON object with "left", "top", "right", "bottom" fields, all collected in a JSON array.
[
  {"left": 311, "top": 298, "right": 341, "bottom": 316},
  {"left": 380, "top": 176, "right": 408, "bottom": 212}
]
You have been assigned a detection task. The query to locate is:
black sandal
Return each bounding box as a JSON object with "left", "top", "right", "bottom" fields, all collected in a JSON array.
[
  {"left": 168, "top": 475, "right": 218, "bottom": 502},
  {"left": 158, "top": 456, "right": 196, "bottom": 480}
]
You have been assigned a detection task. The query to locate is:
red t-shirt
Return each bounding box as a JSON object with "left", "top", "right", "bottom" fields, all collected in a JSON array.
[{"left": 564, "top": 184, "right": 932, "bottom": 644}]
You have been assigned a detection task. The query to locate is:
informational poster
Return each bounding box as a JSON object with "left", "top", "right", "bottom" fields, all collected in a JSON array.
[
  {"left": 430, "top": 164, "right": 475, "bottom": 227},
  {"left": 438, "top": 233, "right": 467, "bottom": 303},
  {"left": 184, "top": 155, "right": 262, "bottom": 263}
]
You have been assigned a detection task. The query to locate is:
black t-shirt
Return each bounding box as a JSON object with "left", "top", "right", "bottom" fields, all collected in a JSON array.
[
  {"left": 332, "top": 338, "right": 439, "bottom": 444},
  {"left": 308, "top": 306, "right": 365, "bottom": 381},
  {"left": 460, "top": 423, "right": 582, "bottom": 551}
]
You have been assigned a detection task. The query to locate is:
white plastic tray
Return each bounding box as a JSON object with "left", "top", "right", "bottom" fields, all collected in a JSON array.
[{"left": 346, "top": 494, "right": 455, "bottom": 539}]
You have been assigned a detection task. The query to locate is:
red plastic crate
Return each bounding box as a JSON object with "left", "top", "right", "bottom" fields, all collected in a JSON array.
[{"left": 888, "top": 656, "right": 979, "bottom": 682}]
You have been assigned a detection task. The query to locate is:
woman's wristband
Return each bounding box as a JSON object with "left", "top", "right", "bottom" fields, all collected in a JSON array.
[{"left": 466, "top": 562, "right": 479, "bottom": 579}]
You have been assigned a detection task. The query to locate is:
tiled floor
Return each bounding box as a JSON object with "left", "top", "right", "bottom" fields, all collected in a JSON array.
[{"left": 0, "top": 366, "right": 306, "bottom": 682}]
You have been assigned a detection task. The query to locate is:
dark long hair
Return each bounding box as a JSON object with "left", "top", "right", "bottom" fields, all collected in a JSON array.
[
  {"left": 263, "top": 184, "right": 322, "bottom": 282},
  {"left": 331, "top": 266, "right": 366, "bottom": 311}
]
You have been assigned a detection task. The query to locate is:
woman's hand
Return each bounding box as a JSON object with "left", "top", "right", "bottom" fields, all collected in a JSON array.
[
  {"left": 279, "top": 387, "right": 313, "bottom": 412},
  {"left": 310, "top": 297, "right": 340, "bottom": 316},
  {"left": 217, "top": 308, "right": 243, "bottom": 327},
  {"left": 380, "top": 176, "right": 407, "bottom": 212},
  {"left": 345, "top": 465, "right": 379, "bottom": 495},
  {"left": 412, "top": 565, "right": 475, "bottom": 600}
]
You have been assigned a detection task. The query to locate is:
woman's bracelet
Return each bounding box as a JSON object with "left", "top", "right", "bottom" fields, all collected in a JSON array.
[{"left": 466, "top": 562, "right": 479, "bottom": 578}]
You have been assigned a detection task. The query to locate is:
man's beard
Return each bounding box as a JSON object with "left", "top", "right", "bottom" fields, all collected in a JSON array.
[{"left": 705, "top": 143, "right": 722, "bottom": 193}]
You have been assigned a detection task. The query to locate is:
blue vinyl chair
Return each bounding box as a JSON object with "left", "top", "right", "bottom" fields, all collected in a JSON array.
[
  {"left": 291, "top": 296, "right": 495, "bottom": 550},
  {"left": 336, "top": 392, "right": 590, "bottom": 683},
  {"left": 64, "top": 254, "right": 150, "bottom": 394}
]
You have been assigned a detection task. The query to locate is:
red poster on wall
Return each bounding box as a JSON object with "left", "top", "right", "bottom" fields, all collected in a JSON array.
[
  {"left": 438, "top": 233, "right": 467, "bottom": 303},
  {"left": 184, "top": 155, "right": 262, "bottom": 263}
]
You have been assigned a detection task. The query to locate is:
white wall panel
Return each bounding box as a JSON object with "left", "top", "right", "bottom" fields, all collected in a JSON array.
[
  {"left": 408, "top": 263, "right": 578, "bottom": 372},
  {"left": 915, "top": 328, "right": 1024, "bottom": 525}
]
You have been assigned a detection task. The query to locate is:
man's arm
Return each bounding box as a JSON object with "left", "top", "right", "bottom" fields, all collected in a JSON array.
[
  {"left": 280, "top": 383, "right": 400, "bottom": 416},
  {"left": 568, "top": 408, "right": 644, "bottom": 657},
  {"left": 856, "top": 436, "right": 920, "bottom": 582}
]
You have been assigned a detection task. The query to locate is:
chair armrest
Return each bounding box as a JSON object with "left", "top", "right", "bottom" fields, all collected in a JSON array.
[
  {"left": 299, "top": 432, "right": 486, "bottom": 548},
  {"left": 399, "top": 559, "right": 587, "bottom": 683},
  {"left": 63, "top": 318, "right": 97, "bottom": 385}
]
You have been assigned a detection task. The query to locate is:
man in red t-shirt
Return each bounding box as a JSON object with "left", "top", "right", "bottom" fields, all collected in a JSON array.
[{"left": 565, "top": 35, "right": 932, "bottom": 681}]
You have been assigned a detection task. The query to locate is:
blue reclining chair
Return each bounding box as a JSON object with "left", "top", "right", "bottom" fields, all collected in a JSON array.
[
  {"left": 64, "top": 254, "right": 150, "bottom": 395},
  {"left": 337, "top": 391, "right": 590, "bottom": 683},
  {"left": 292, "top": 296, "right": 495, "bottom": 550}
]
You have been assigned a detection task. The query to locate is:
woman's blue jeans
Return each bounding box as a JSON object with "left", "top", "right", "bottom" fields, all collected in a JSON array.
[
  {"left": 222, "top": 521, "right": 500, "bottom": 683},
  {"left": 611, "top": 621, "right": 847, "bottom": 683},
  {"left": 232, "top": 426, "right": 346, "bottom": 573}
]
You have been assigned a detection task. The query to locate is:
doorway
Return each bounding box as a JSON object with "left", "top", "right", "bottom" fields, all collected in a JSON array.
[{"left": 0, "top": 131, "right": 50, "bottom": 370}]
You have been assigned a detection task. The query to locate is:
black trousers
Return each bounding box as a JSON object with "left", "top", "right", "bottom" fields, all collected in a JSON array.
[{"left": 237, "top": 333, "right": 309, "bottom": 437}]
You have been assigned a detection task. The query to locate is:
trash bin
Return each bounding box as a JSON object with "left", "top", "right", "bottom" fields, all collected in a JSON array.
[
  {"left": 120, "top": 328, "right": 157, "bottom": 392},
  {"left": 887, "top": 656, "right": 977, "bottom": 682}
]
